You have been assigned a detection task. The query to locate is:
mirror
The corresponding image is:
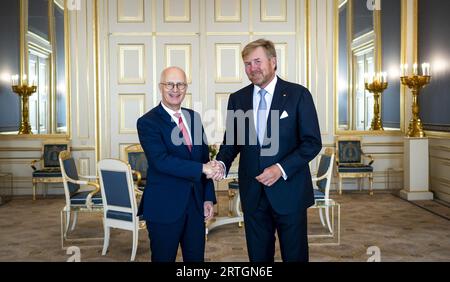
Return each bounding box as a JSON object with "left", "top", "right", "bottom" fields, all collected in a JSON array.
[
  {"left": 0, "top": 0, "right": 68, "bottom": 135},
  {"left": 337, "top": 0, "right": 402, "bottom": 133}
]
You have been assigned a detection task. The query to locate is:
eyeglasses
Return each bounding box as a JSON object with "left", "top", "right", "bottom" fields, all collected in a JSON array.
[{"left": 160, "top": 82, "right": 188, "bottom": 91}]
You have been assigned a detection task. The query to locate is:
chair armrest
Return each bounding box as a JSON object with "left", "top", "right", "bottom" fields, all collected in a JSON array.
[
  {"left": 85, "top": 181, "right": 101, "bottom": 210},
  {"left": 65, "top": 177, "right": 89, "bottom": 186},
  {"left": 79, "top": 175, "right": 98, "bottom": 180},
  {"left": 312, "top": 174, "right": 328, "bottom": 182},
  {"left": 134, "top": 185, "right": 143, "bottom": 196},
  {"left": 132, "top": 170, "right": 142, "bottom": 184},
  {"left": 30, "top": 159, "right": 41, "bottom": 171},
  {"left": 362, "top": 153, "right": 374, "bottom": 166}
]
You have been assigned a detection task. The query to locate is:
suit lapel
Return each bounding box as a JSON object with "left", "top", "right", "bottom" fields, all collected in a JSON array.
[
  {"left": 157, "top": 103, "right": 192, "bottom": 157},
  {"left": 269, "top": 77, "right": 289, "bottom": 114},
  {"left": 264, "top": 77, "right": 289, "bottom": 145},
  {"left": 156, "top": 103, "right": 177, "bottom": 128},
  {"left": 181, "top": 108, "right": 196, "bottom": 157}
]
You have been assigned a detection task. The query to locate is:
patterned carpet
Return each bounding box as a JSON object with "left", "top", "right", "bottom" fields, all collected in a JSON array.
[{"left": 0, "top": 191, "right": 449, "bottom": 262}]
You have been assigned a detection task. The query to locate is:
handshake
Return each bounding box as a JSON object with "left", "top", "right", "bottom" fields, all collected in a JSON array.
[{"left": 202, "top": 160, "right": 225, "bottom": 181}]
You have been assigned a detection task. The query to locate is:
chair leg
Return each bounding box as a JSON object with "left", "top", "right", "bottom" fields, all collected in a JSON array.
[
  {"left": 369, "top": 175, "right": 374, "bottom": 196},
  {"left": 33, "top": 182, "right": 36, "bottom": 200},
  {"left": 339, "top": 177, "right": 343, "bottom": 195},
  {"left": 102, "top": 225, "right": 110, "bottom": 256},
  {"left": 131, "top": 225, "right": 138, "bottom": 261},
  {"left": 325, "top": 206, "right": 333, "bottom": 234},
  {"left": 65, "top": 210, "right": 71, "bottom": 236},
  {"left": 70, "top": 211, "right": 78, "bottom": 231},
  {"left": 318, "top": 208, "right": 326, "bottom": 227}
]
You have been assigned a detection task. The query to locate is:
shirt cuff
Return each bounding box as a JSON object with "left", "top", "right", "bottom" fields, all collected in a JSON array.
[
  {"left": 218, "top": 161, "right": 227, "bottom": 179},
  {"left": 276, "top": 163, "right": 288, "bottom": 180}
]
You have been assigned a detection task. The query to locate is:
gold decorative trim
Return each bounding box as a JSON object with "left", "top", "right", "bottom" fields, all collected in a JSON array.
[
  {"left": 164, "top": 44, "right": 192, "bottom": 84},
  {"left": 425, "top": 131, "right": 450, "bottom": 139},
  {"left": 215, "top": 43, "right": 242, "bottom": 83},
  {"left": 94, "top": 0, "right": 100, "bottom": 164},
  {"left": 118, "top": 44, "right": 146, "bottom": 84},
  {"left": 206, "top": 32, "right": 252, "bottom": 36},
  {"left": 118, "top": 94, "right": 145, "bottom": 134},
  {"left": 0, "top": 134, "right": 70, "bottom": 140},
  {"left": 0, "top": 147, "right": 41, "bottom": 152},
  {"left": 71, "top": 146, "right": 96, "bottom": 151},
  {"left": 164, "top": 0, "right": 191, "bottom": 23},
  {"left": 260, "top": 0, "right": 287, "bottom": 22},
  {"left": 431, "top": 177, "right": 450, "bottom": 189},
  {"left": 429, "top": 146, "right": 450, "bottom": 153},
  {"left": 215, "top": 93, "right": 231, "bottom": 134},
  {"left": 430, "top": 155, "right": 450, "bottom": 163},
  {"left": 334, "top": 130, "right": 405, "bottom": 137},
  {"left": 117, "top": 0, "right": 145, "bottom": 23},
  {"left": 362, "top": 142, "right": 404, "bottom": 147},
  {"left": 215, "top": 0, "right": 241, "bottom": 22},
  {"left": 274, "top": 43, "right": 287, "bottom": 80}
]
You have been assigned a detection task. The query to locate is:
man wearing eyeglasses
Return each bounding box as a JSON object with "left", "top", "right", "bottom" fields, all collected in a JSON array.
[{"left": 136, "top": 66, "right": 219, "bottom": 262}]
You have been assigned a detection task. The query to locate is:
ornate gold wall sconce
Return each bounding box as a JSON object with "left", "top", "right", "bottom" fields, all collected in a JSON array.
[
  {"left": 365, "top": 72, "right": 388, "bottom": 131},
  {"left": 400, "top": 63, "right": 431, "bottom": 138},
  {"left": 11, "top": 75, "right": 37, "bottom": 135}
]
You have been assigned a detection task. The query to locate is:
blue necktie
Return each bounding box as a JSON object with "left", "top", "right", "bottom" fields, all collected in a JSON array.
[{"left": 257, "top": 89, "right": 268, "bottom": 146}]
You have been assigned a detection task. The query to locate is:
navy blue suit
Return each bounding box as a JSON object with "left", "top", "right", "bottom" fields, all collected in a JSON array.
[
  {"left": 137, "top": 103, "right": 216, "bottom": 262},
  {"left": 216, "top": 77, "right": 322, "bottom": 262}
]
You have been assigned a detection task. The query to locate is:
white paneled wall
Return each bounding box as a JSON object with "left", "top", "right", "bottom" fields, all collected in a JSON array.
[{"left": 103, "top": 0, "right": 307, "bottom": 159}]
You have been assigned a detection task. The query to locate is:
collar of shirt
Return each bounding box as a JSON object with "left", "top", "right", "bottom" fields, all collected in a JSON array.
[
  {"left": 253, "top": 76, "right": 277, "bottom": 125},
  {"left": 253, "top": 75, "right": 277, "bottom": 111},
  {"left": 160, "top": 102, "right": 192, "bottom": 141}
]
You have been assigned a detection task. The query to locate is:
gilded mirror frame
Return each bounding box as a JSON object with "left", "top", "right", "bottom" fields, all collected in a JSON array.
[
  {"left": 0, "top": 0, "right": 71, "bottom": 139},
  {"left": 334, "top": 0, "right": 407, "bottom": 136}
]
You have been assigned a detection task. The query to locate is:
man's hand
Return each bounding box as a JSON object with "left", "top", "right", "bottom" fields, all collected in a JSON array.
[
  {"left": 203, "top": 160, "right": 224, "bottom": 181},
  {"left": 204, "top": 201, "right": 214, "bottom": 221},
  {"left": 255, "top": 165, "right": 283, "bottom": 187},
  {"left": 209, "top": 160, "right": 225, "bottom": 181}
]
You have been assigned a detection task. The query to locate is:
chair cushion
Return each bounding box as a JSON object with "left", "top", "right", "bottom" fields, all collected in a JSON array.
[
  {"left": 338, "top": 165, "right": 373, "bottom": 173},
  {"left": 70, "top": 191, "right": 103, "bottom": 205},
  {"left": 314, "top": 190, "right": 325, "bottom": 199},
  {"left": 32, "top": 168, "right": 62, "bottom": 178}
]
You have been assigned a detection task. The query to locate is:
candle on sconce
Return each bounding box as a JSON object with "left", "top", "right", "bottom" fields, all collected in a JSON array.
[
  {"left": 413, "top": 64, "right": 418, "bottom": 76},
  {"left": 422, "top": 63, "right": 430, "bottom": 76},
  {"left": 30, "top": 76, "right": 37, "bottom": 87},
  {"left": 22, "top": 74, "right": 28, "bottom": 85},
  {"left": 11, "top": 74, "right": 19, "bottom": 86},
  {"left": 381, "top": 72, "right": 387, "bottom": 83},
  {"left": 401, "top": 64, "right": 408, "bottom": 77}
]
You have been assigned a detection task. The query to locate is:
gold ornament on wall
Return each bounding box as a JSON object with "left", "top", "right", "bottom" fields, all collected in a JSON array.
[
  {"left": 11, "top": 74, "right": 37, "bottom": 135},
  {"left": 400, "top": 63, "right": 431, "bottom": 138}
]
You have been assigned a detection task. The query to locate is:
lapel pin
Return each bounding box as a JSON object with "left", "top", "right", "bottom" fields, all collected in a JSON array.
[{"left": 283, "top": 93, "right": 287, "bottom": 97}]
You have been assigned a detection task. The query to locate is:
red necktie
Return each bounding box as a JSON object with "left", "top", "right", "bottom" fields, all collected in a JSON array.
[{"left": 174, "top": 112, "right": 192, "bottom": 152}]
